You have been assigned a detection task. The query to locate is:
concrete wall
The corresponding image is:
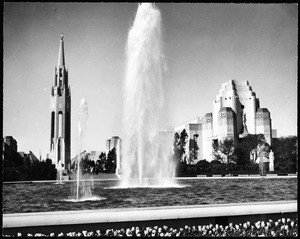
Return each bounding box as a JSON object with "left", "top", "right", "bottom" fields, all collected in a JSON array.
[{"left": 3, "top": 201, "right": 296, "bottom": 235}]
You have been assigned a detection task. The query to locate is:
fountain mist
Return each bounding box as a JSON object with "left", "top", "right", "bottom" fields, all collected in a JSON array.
[
  {"left": 121, "top": 3, "right": 176, "bottom": 187},
  {"left": 70, "top": 99, "right": 98, "bottom": 201}
]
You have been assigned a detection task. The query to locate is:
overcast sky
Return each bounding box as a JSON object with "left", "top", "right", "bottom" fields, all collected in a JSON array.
[{"left": 3, "top": 3, "right": 297, "bottom": 159}]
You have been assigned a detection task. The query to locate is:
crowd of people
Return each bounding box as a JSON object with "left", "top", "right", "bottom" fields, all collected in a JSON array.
[{"left": 3, "top": 218, "right": 298, "bottom": 237}]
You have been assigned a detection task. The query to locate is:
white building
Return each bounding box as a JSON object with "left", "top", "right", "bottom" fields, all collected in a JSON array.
[{"left": 173, "top": 80, "right": 272, "bottom": 163}]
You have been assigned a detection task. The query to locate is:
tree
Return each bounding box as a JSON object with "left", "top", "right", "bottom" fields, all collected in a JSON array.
[
  {"left": 96, "top": 152, "right": 107, "bottom": 173},
  {"left": 234, "top": 141, "right": 251, "bottom": 168},
  {"left": 231, "top": 134, "right": 271, "bottom": 173},
  {"left": 188, "top": 133, "right": 199, "bottom": 164},
  {"left": 212, "top": 138, "right": 236, "bottom": 164},
  {"left": 106, "top": 147, "right": 116, "bottom": 173},
  {"left": 99, "top": 152, "right": 106, "bottom": 160},
  {"left": 3, "top": 150, "right": 23, "bottom": 168},
  {"left": 246, "top": 134, "right": 270, "bottom": 163},
  {"left": 195, "top": 160, "right": 211, "bottom": 174},
  {"left": 173, "top": 132, "right": 181, "bottom": 163},
  {"left": 45, "top": 158, "right": 57, "bottom": 179},
  {"left": 81, "top": 154, "right": 95, "bottom": 174},
  {"left": 3, "top": 156, "right": 57, "bottom": 181},
  {"left": 272, "top": 136, "right": 297, "bottom": 173},
  {"left": 173, "top": 129, "right": 188, "bottom": 163}
]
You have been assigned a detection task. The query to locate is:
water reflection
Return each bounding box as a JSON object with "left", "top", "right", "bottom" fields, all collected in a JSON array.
[{"left": 2, "top": 178, "right": 297, "bottom": 214}]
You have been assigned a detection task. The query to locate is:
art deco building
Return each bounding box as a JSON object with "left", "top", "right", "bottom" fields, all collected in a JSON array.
[
  {"left": 49, "top": 35, "right": 71, "bottom": 171},
  {"left": 173, "top": 80, "right": 272, "bottom": 162}
]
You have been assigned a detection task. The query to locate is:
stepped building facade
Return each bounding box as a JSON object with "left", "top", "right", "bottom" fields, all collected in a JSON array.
[{"left": 174, "top": 80, "right": 272, "bottom": 162}]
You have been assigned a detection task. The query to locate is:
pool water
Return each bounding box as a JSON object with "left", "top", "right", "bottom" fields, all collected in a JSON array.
[{"left": 2, "top": 178, "right": 297, "bottom": 214}]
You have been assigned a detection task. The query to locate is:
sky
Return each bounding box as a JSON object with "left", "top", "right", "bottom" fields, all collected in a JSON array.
[{"left": 3, "top": 3, "right": 298, "bottom": 159}]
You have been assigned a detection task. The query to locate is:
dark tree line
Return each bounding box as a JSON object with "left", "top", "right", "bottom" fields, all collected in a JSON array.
[
  {"left": 72, "top": 148, "right": 117, "bottom": 175},
  {"left": 272, "top": 136, "right": 297, "bottom": 173},
  {"left": 3, "top": 155, "right": 57, "bottom": 181},
  {"left": 173, "top": 129, "right": 297, "bottom": 177},
  {"left": 94, "top": 148, "right": 116, "bottom": 173},
  {"left": 177, "top": 159, "right": 260, "bottom": 177}
]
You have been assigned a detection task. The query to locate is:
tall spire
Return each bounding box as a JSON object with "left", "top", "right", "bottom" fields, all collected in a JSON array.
[
  {"left": 57, "top": 34, "right": 65, "bottom": 68},
  {"left": 50, "top": 33, "right": 71, "bottom": 172}
]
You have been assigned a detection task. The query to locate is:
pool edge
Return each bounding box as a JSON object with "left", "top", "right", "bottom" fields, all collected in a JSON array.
[{"left": 3, "top": 200, "right": 297, "bottom": 228}]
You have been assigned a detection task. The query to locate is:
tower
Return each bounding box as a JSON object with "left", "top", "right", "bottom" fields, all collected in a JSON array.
[
  {"left": 212, "top": 80, "right": 259, "bottom": 137},
  {"left": 50, "top": 35, "right": 71, "bottom": 171},
  {"left": 217, "top": 107, "right": 238, "bottom": 142},
  {"left": 202, "top": 113, "right": 213, "bottom": 161},
  {"left": 255, "top": 108, "right": 272, "bottom": 145}
]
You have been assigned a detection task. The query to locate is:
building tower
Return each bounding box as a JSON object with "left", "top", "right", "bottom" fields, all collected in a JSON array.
[
  {"left": 255, "top": 108, "right": 272, "bottom": 145},
  {"left": 212, "top": 80, "right": 259, "bottom": 137},
  {"left": 217, "top": 107, "right": 238, "bottom": 142},
  {"left": 50, "top": 35, "right": 71, "bottom": 171}
]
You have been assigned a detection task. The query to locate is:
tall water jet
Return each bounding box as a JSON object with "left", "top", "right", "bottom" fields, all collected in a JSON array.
[
  {"left": 70, "top": 99, "right": 96, "bottom": 201},
  {"left": 55, "top": 163, "right": 63, "bottom": 185},
  {"left": 121, "top": 3, "right": 176, "bottom": 187}
]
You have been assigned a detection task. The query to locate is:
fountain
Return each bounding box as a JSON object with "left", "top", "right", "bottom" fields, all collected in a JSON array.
[
  {"left": 2, "top": 5, "right": 298, "bottom": 236},
  {"left": 121, "top": 3, "right": 176, "bottom": 187},
  {"left": 67, "top": 99, "right": 103, "bottom": 202},
  {"left": 55, "top": 163, "right": 64, "bottom": 185}
]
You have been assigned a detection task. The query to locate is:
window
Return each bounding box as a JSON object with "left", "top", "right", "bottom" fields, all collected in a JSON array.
[{"left": 51, "top": 112, "right": 55, "bottom": 139}]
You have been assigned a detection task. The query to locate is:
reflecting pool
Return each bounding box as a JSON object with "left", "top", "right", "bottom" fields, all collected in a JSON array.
[{"left": 2, "top": 178, "right": 297, "bottom": 214}]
